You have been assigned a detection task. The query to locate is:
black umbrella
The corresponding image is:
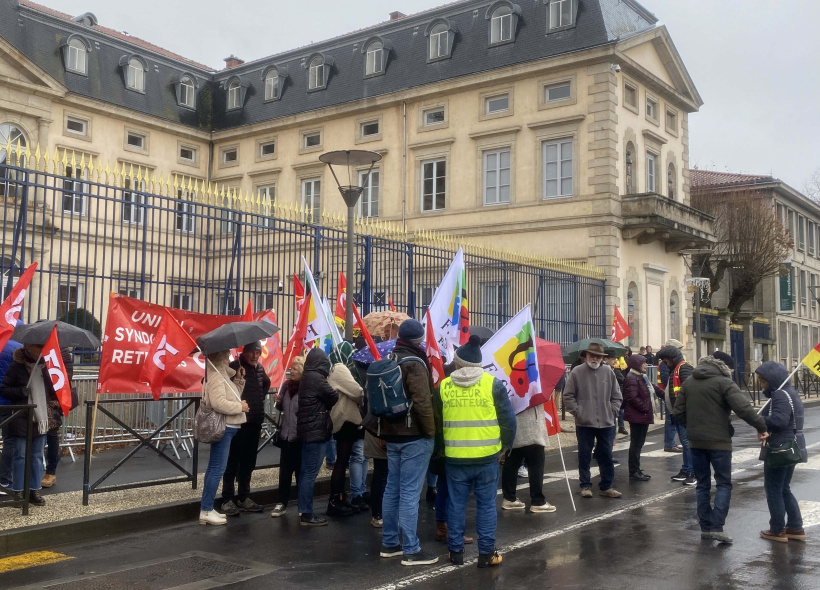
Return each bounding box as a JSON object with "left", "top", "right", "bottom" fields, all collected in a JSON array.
[
  {"left": 469, "top": 326, "right": 495, "bottom": 343},
  {"left": 196, "top": 320, "right": 279, "bottom": 354},
  {"left": 11, "top": 320, "right": 100, "bottom": 348}
]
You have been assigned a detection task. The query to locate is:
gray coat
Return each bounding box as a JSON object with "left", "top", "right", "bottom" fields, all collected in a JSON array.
[{"left": 562, "top": 361, "right": 622, "bottom": 428}]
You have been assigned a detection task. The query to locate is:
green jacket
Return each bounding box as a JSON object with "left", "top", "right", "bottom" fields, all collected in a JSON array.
[{"left": 673, "top": 357, "right": 766, "bottom": 451}]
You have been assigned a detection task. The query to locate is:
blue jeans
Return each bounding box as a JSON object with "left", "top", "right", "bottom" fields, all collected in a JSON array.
[
  {"left": 298, "top": 441, "right": 326, "bottom": 515},
  {"left": 0, "top": 442, "right": 13, "bottom": 486},
  {"left": 446, "top": 462, "right": 498, "bottom": 555},
  {"left": 382, "top": 438, "right": 434, "bottom": 555},
  {"left": 10, "top": 434, "right": 47, "bottom": 492},
  {"left": 325, "top": 439, "right": 337, "bottom": 464},
  {"left": 46, "top": 429, "right": 60, "bottom": 475},
  {"left": 691, "top": 448, "right": 732, "bottom": 532},
  {"left": 764, "top": 463, "right": 803, "bottom": 532},
  {"left": 434, "top": 467, "right": 449, "bottom": 522},
  {"left": 664, "top": 408, "right": 677, "bottom": 448},
  {"left": 200, "top": 427, "right": 238, "bottom": 511},
  {"left": 426, "top": 469, "right": 438, "bottom": 490},
  {"left": 673, "top": 418, "right": 693, "bottom": 474},
  {"left": 349, "top": 438, "right": 368, "bottom": 499},
  {"left": 618, "top": 408, "right": 625, "bottom": 430},
  {"left": 576, "top": 425, "right": 616, "bottom": 491}
]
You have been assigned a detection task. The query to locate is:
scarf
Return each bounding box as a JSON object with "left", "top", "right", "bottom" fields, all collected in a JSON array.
[{"left": 26, "top": 361, "right": 50, "bottom": 435}]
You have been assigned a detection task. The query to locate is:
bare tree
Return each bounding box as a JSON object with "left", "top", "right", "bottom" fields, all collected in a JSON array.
[
  {"left": 805, "top": 167, "right": 820, "bottom": 202},
  {"left": 691, "top": 188, "right": 792, "bottom": 323}
]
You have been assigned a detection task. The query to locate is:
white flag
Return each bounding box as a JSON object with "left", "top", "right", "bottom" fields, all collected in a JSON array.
[
  {"left": 423, "top": 248, "right": 468, "bottom": 360},
  {"left": 301, "top": 256, "right": 335, "bottom": 345}
]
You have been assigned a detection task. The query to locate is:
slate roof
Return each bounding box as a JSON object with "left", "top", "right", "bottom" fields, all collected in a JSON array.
[
  {"left": 0, "top": 0, "right": 659, "bottom": 132},
  {"left": 690, "top": 169, "right": 776, "bottom": 189}
]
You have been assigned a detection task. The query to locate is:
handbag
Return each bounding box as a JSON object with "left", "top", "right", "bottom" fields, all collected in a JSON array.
[
  {"left": 194, "top": 361, "right": 243, "bottom": 444},
  {"left": 761, "top": 391, "right": 802, "bottom": 468},
  {"left": 271, "top": 412, "right": 283, "bottom": 448}
]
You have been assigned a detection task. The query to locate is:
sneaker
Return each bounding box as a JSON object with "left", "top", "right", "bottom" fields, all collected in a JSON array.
[
  {"left": 300, "top": 513, "right": 328, "bottom": 527},
  {"left": 784, "top": 528, "right": 806, "bottom": 541},
  {"left": 370, "top": 517, "right": 383, "bottom": 528},
  {"left": 41, "top": 474, "right": 56, "bottom": 488},
  {"left": 502, "top": 498, "right": 526, "bottom": 510},
  {"left": 760, "top": 530, "right": 788, "bottom": 543},
  {"left": 517, "top": 466, "right": 529, "bottom": 478},
  {"left": 683, "top": 474, "right": 697, "bottom": 486},
  {"left": 449, "top": 550, "right": 464, "bottom": 566},
  {"left": 221, "top": 500, "right": 240, "bottom": 516},
  {"left": 581, "top": 488, "right": 593, "bottom": 498},
  {"left": 199, "top": 510, "right": 227, "bottom": 526},
  {"left": 671, "top": 471, "right": 687, "bottom": 482},
  {"left": 270, "top": 503, "right": 287, "bottom": 518},
  {"left": 599, "top": 488, "right": 622, "bottom": 498},
  {"left": 530, "top": 502, "right": 557, "bottom": 513},
  {"left": 477, "top": 550, "right": 503, "bottom": 568},
  {"left": 237, "top": 498, "right": 264, "bottom": 513},
  {"left": 401, "top": 550, "right": 439, "bottom": 566},
  {"left": 708, "top": 531, "right": 733, "bottom": 544},
  {"left": 664, "top": 446, "right": 684, "bottom": 453},
  {"left": 629, "top": 472, "right": 650, "bottom": 481},
  {"left": 380, "top": 544, "right": 403, "bottom": 558},
  {"left": 29, "top": 490, "right": 46, "bottom": 506},
  {"left": 327, "top": 494, "right": 353, "bottom": 517}
]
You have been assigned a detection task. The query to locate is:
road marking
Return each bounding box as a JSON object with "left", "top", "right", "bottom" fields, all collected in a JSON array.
[
  {"left": 798, "top": 501, "right": 820, "bottom": 528},
  {"left": 0, "top": 551, "right": 73, "bottom": 573}
]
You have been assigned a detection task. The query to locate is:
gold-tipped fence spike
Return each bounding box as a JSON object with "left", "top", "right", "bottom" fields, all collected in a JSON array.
[{"left": 33, "top": 144, "right": 42, "bottom": 171}]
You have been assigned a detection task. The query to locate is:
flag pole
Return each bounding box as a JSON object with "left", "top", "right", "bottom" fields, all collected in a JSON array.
[
  {"left": 556, "top": 433, "right": 576, "bottom": 512},
  {"left": 757, "top": 364, "right": 801, "bottom": 415}
]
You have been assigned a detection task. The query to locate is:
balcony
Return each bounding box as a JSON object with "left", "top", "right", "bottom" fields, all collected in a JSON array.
[
  {"left": 621, "top": 193, "right": 716, "bottom": 252},
  {"left": 699, "top": 309, "right": 725, "bottom": 339},
  {"left": 753, "top": 319, "right": 774, "bottom": 343}
]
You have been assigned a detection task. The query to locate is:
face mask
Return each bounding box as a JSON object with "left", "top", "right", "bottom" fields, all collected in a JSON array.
[{"left": 586, "top": 359, "right": 601, "bottom": 370}]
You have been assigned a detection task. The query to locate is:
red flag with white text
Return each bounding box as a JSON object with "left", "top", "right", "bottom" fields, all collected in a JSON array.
[
  {"left": 544, "top": 396, "right": 562, "bottom": 436},
  {"left": 334, "top": 273, "right": 346, "bottom": 325},
  {"left": 139, "top": 312, "right": 198, "bottom": 400},
  {"left": 611, "top": 305, "right": 632, "bottom": 343},
  {"left": 0, "top": 262, "right": 37, "bottom": 351},
  {"left": 426, "top": 310, "right": 445, "bottom": 388},
  {"left": 42, "top": 326, "right": 72, "bottom": 417}
]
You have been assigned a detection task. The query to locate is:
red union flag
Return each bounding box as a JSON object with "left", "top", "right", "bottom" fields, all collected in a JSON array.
[
  {"left": 139, "top": 312, "right": 197, "bottom": 400},
  {"left": 611, "top": 305, "right": 632, "bottom": 343},
  {"left": 42, "top": 325, "right": 73, "bottom": 417},
  {"left": 334, "top": 272, "right": 346, "bottom": 325},
  {"left": 425, "top": 310, "right": 444, "bottom": 387},
  {"left": 256, "top": 309, "right": 284, "bottom": 386},
  {"left": 0, "top": 262, "right": 37, "bottom": 351},
  {"left": 544, "top": 396, "right": 562, "bottom": 436}
]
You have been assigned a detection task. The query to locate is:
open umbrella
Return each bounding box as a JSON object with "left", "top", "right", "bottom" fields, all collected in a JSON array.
[
  {"left": 520, "top": 338, "right": 567, "bottom": 409},
  {"left": 362, "top": 310, "right": 411, "bottom": 340},
  {"left": 352, "top": 338, "right": 426, "bottom": 365},
  {"left": 11, "top": 320, "right": 100, "bottom": 348},
  {"left": 561, "top": 337, "right": 626, "bottom": 364},
  {"left": 469, "top": 326, "right": 495, "bottom": 343},
  {"left": 196, "top": 320, "right": 279, "bottom": 354}
]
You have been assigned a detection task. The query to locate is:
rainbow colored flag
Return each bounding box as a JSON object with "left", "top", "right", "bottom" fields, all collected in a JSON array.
[
  {"left": 425, "top": 248, "right": 469, "bottom": 360},
  {"left": 301, "top": 257, "right": 336, "bottom": 347}
]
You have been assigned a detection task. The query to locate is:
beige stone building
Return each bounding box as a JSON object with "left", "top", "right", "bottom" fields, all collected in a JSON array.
[{"left": 0, "top": 0, "right": 713, "bottom": 349}]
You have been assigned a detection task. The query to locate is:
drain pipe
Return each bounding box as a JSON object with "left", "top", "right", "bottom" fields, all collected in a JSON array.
[{"left": 402, "top": 101, "right": 407, "bottom": 231}]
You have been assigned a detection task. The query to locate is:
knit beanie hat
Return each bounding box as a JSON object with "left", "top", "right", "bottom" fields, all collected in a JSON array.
[
  {"left": 663, "top": 338, "right": 684, "bottom": 349},
  {"left": 713, "top": 351, "right": 735, "bottom": 370},
  {"left": 454, "top": 335, "right": 483, "bottom": 367},
  {"left": 398, "top": 319, "right": 425, "bottom": 344}
]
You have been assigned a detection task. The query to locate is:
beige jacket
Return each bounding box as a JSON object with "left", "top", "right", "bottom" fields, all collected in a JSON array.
[
  {"left": 203, "top": 362, "right": 247, "bottom": 426},
  {"left": 328, "top": 364, "right": 363, "bottom": 433}
]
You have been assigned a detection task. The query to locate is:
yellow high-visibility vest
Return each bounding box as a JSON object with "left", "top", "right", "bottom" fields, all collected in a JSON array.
[{"left": 440, "top": 372, "right": 501, "bottom": 459}]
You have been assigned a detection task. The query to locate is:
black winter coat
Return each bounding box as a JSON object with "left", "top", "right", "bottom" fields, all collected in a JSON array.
[
  {"left": 229, "top": 357, "right": 270, "bottom": 426},
  {"left": 296, "top": 349, "right": 339, "bottom": 444},
  {"left": 757, "top": 361, "right": 808, "bottom": 462}
]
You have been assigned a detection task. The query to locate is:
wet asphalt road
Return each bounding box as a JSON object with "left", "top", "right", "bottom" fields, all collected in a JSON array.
[{"left": 3, "top": 405, "right": 820, "bottom": 590}]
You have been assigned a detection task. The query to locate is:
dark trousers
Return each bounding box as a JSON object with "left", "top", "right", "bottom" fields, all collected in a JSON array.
[
  {"left": 691, "top": 448, "right": 732, "bottom": 532},
  {"left": 330, "top": 438, "right": 355, "bottom": 496},
  {"left": 501, "top": 445, "right": 546, "bottom": 505},
  {"left": 764, "top": 463, "right": 803, "bottom": 532},
  {"left": 45, "top": 429, "right": 60, "bottom": 475},
  {"left": 277, "top": 439, "right": 302, "bottom": 507},
  {"left": 221, "top": 423, "right": 262, "bottom": 501},
  {"left": 576, "top": 425, "right": 616, "bottom": 491},
  {"left": 627, "top": 423, "right": 649, "bottom": 475},
  {"left": 370, "top": 458, "right": 388, "bottom": 519}
]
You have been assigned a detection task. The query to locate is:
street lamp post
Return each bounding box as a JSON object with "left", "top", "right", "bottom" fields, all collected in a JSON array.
[{"left": 319, "top": 150, "right": 382, "bottom": 339}]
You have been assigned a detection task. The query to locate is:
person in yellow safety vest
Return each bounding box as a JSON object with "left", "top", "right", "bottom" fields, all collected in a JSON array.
[
  {"left": 656, "top": 344, "right": 696, "bottom": 486},
  {"left": 433, "top": 335, "right": 516, "bottom": 569}
]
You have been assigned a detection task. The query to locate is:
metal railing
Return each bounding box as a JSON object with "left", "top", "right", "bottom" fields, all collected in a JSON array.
[{"left": 0, "top": 404, "right": 36, "bottom": 514}]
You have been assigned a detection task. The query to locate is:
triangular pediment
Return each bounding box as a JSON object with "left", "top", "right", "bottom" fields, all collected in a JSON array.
[{"left": 0, "top": 34, "right": 65, "bottom": 95}]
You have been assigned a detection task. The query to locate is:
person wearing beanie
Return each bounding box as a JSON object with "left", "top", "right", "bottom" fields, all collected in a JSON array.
[
  {"left": 221, "top": 341, "right": 270, "bottom": 516},
  {"left": 379, "top": 318, "right": 438, "bottom": 566},
  {"left": 712, "top": 351, "right": 735, "bottom": 371},
  {"left": 674, "top": 354, "right": 768, "bottom": 544},
  {"left": 658, "top": 339, "right": 684, "bottom": 454},
  {"left": 656, "top": 344, "right": 696, "bottom": 485},
  {"left": 433, "top": 335, "right": 516, "bottom": 569}
]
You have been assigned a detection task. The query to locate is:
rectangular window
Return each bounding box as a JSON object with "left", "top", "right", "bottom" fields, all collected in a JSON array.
[
  {"left": 57, "top": 282, "right": 83, "bottom": 318},
  {"left": 126, "top": 132, "right": 145, "bottom": 149},
  {"left": 220, "top": 208, "right": 237, "bottom": 234},
  {"left": 304, "top": 133, "right": 321, "bottom": 148},
  {"left": 809, "top": 221, "right": 815, "bottom": 256},
  {"left": 624, "top": 83, "right": 637, "bottom": 108},
  {"left": 666, "top": 109, "right": 678, "bottom": 131},
  {"left": 260, "top": 141, "right": 276, "bottom": 157},
  {"left": 646, "top": 97, "right": 657, "bottom": 120},
  {"left": 491, "top": 11, "right": 513, "bottom": 43},
  {"left": 62, "top": 165, "right": 86, "bottom": 215},
  {"left": 127, "top": 63, "right": 144, "bottom": 91},
  {"left": 430, "top": 30, "right": 449, "bottom": 59},
  {"left": 776, "top": 203, "right": 784, "bottom": 225},
  {"left": 223, "top": 149, "right": 237, "bottom": 164},
  {"left": 646, "top": 152, "right": 657, "bottom": 192},
  {"left": 67, "top": 44, "right": 86, "bottom": 74},
  {"left": 482, "top": 283, "right": 509, "bottom": 331},
  {"left": 254, "top": 292, "right": 275, "bottom": 311},
  {"left": 485, "top": 94, "right": 509, "bottom": 114},
  {"left": 175, "top": 189, "right": 195, "bottom": 233},
  {"left": 258, "top": 185, "right": 275, "bottom": 227},
  {"left": 418, "top": 285, "right": 435, "bottom": 317},
  {"left": 366, "top": 46, "right": 384, "bottom": 75},
  {"left": 812, "top": 274, "right": 817, "bottom": 309},
  {"left": 542, "top": 139, "right": 573, "bottom": 198},
  {"left": 421, "top": 159, "right": 446, "bottom": 212},
  {"left": 543, "top": 277, "right": 575, "bottom": 344},
  {"left": 66, "top": 117, "right": 87, "bottom": 136},
  {"left": 787, "top": 209, "right": 794, "bottom": 238},
  {"left": 179, "top": 146, "right": 196, "bottom": 162},
  {"left": 172, "top": 292, "right": 192, "bottom": 311},
  {"left": 117, "top": 284, "right": 141, "bottom": 299},
  {"left": 801, "top": 270, "right": 808, "bottom": 307},
  {"left": 309, "top": 62, "right": 324, "bottom": 89},
  {"left": 358, "top": 170, "right": 379, "bottom": 218},
  {"left": 798, "top": 215, "right": 806, "bottom": 251},
  {"left": 361, "top": 121, "right": 380, "bottom": 137},
  {"left": 549, "top": 0, "right": 572, "bottom": 29},
  {"left": 122, "top": 178, "right": 146, "bottom": 225},
  {"left": 302, "top": 178, "right": 321, "bottom": 223},
  {"left": 545, "top": 83, "right": 571, "bottom": 102},
  {"left": 424, "top": 108, "right": 445, "bottom": 126},
  {"left": 483, "top": 148, "right": 511, "bottom": 205},
  {"left": 228, "top": 84, "right": 241, "bottom": 109}
]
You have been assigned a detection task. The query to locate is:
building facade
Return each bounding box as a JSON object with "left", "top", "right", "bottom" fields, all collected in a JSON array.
[{"left": 0, "top": 0, "right": 713, "bottom": 349}]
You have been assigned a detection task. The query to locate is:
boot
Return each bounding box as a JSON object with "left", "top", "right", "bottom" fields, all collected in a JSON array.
[
  {"left": 327, "top": 493, "right": 353, "bottom": 517},
  {"left": 341, "top": 493, "right": 360, "bottom": 514},
  {"left": 435, "top": 521, "right": 473, "bottom": 544}
]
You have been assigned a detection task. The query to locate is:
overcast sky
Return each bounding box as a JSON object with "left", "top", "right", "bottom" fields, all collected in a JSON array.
[{"left": 56, "top": 0, "right": 820, "bottom": 190}]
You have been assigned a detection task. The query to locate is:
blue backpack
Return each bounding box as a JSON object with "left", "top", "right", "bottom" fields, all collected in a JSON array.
[{"left": 366, "top": 355, "right": 426, "bottom": 421}]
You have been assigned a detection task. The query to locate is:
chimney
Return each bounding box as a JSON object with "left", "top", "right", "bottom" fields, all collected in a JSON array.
[
  {"left": 389, "top": 11, "right": 406, "bottom": 21},
  {"left": 223, "top": 55, "right": 244, "bottom": 69}
]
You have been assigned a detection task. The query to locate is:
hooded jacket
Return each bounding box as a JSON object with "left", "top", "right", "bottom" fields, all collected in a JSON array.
[
  {"left": 673, "top": 356, "right": 766, "bottom": 450},
  {"left": 203, "top": 354, "right": 246, "bottom": 427},
  {"left": 276, "top": 378, "right": 300, "bottom": 443},
  {"left": 377, "top": 340, "right": 436, "bottom": 442},
  {"left": 756, "top": 361, "right": 807, "bottom": 462},
  {"left": 229, "top": 355, "right": 270, "bottom": 426},
  {"left": 562, "top": 360, "right": 622, "bottom": 428},
  {"left": 296, "top": 348, "right": 339, "bottom": 443},
  {"left": 655, "top": 345, "right": 694, "bottom": 409},
  {"left": 622, "top": 354, "right": 661, "bottom": 425},
  {"left": 328, "top": 362, "right": 364, "bottom": 434}
]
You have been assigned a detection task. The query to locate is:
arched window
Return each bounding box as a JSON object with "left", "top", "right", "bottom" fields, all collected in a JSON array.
[
  {"left": 227, "top": 80, "right": 241, "bottom": 109},
  {"left": 0, "top": 124, "right": 27, "bottom": 200},
  {"left": 491, "top": 6, "right": 513, "bottom": 43},
  {"left": 429, "top": 23, "right": 449, "bottom": 60},
  {"left": 265, "top": 68, "right": 279, "bottom": 100},
  {"left": 67, "top": 38, "right": 88, "bottom": 74},
  {"left": 625, "top": 142, "right": 635, "bottom": 195},
  {"left": 179, "top": 75, "right": 195, "bottom": 108},
  {"left": 308, "top": 56, "right": 325, "bottom": 90},
  {"left": 668, "top": 163, "right": 677, "bottom": 200},
  {"left": 366, "top": 41, "right": 384, "bottom": 76},
  {"left": 126, "top": 57, "right": 146, "bottom": 91}
]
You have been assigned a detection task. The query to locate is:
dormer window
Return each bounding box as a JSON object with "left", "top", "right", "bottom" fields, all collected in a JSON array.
[
  {"left": 487, "top": 2, "right": 521, "bottom": 45},
  {"left": 306, "top": 53, "right": 333, "bottom": 91},
  {"left": 66, "top": 38, "right": 88, "bottom": 74},
  {"left": 265, "top": 69, "right": 279, "bottom": 100},
  {"left": 548, "top": 0, "right": 574, "bottom": 30},
  {"left": 228, "top": 80, "right": 241, "bottom": 109},
  {"left": 120, "top": 55, "right": 148, "bottom": 92},
  {"left": 177, "top": 75, "right": 196, "bottom": 109},
  {"left": 366, "top": 41, "right": 384, "bottom": 75},
  {"left": 426, "top": 18, "right": 456, "bottom": 62}
]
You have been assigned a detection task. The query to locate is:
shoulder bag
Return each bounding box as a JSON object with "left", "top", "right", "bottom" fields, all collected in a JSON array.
[
  {"left": 194, "top": 363, "right": 243, "bottom": 444},
  {"left": 761, "top": 390, "right": 802, "bottom": 468}
]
